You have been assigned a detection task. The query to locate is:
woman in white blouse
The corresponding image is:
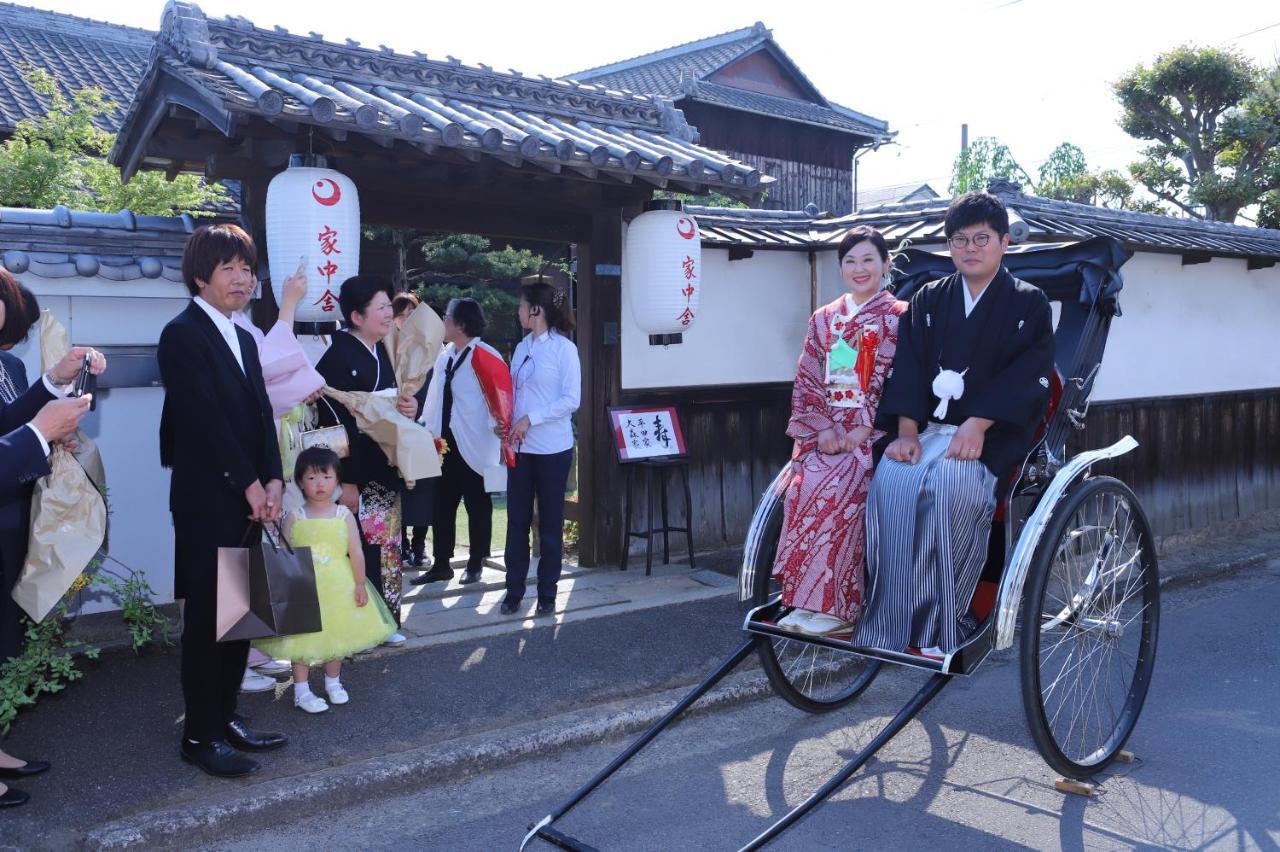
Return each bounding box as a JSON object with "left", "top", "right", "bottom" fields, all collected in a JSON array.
[{"left": 500, "top": 281, "right": 581, "bottom": 616}]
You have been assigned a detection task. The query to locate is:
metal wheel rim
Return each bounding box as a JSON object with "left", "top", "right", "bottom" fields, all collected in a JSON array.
[
  {"left": 761, "top": 582, "right": 875, "bottom": 705},
  {"left": 1034, "top": 485, "right": 1155, "bottom": 767}
]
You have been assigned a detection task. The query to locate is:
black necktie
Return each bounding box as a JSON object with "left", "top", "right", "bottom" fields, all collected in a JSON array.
[{"left": 441, "top": 347, "right": 471, "bottom": 440}]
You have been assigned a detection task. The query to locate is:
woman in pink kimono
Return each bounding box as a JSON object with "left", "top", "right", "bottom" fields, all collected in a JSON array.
[{"left": 773, "top": 226, "right": 906, "bottom": 636}]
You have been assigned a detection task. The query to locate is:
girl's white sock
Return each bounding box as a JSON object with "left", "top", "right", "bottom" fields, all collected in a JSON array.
[
  {"left": 294, "top": 681, "right": 314, "bottom": 699},
  {"left": 324, "top": 675, "right": 342, "bottom": 690}
]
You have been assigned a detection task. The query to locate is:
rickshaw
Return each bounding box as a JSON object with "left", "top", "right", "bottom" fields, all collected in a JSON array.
[{"left": 523, "top": 236, "right": 1159, "bottom": 851}]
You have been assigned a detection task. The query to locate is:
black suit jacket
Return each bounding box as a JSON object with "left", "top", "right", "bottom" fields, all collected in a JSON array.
[
  {"left": 158, "top": 302, "right": 282, "bottom": 521},
  {"left": 0, "top": 352, "right": 43, "bottom": 529}
]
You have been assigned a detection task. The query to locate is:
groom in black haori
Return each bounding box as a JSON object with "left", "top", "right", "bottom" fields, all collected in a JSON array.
[{"left": 857, "top": 191, "right": 1056, "bottom": 656}]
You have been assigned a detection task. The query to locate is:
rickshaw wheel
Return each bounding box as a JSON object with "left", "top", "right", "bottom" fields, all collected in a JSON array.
[
  {"left": 750, "top": 495, "right": 881, "bottom": 714},
  {"left": 1019, "top": 475, "right": 1159, "bottom": 779}
]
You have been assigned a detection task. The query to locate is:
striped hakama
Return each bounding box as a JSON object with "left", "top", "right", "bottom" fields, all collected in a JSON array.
[{"left": 856, "top": 424, "right": 996, "bottom": 654}]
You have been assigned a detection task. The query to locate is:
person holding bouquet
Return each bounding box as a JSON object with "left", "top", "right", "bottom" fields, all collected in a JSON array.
[
  {"left": 315, "top": 275, "right": 416, "bottom": 645},
  {"left": 418, "top": 298, "right": 509, "bottom": 587}
]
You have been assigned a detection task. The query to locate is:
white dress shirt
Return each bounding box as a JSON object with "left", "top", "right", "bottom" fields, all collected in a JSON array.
[
  {"left": 194, "top": 295, "right": 245, "bottom": 373},
  {"left": 510, "top": 329, "right": 580, "bottom": 455},
  {"left": 421, "top": 339, "right": 504, "bottom": 476}
]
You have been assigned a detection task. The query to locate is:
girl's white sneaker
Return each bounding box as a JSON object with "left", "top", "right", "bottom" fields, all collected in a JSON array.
[
  {"left": 295, "top": 692, "right": 329, "bottom": 714},
  {"left": 325, "top": 683, "right": 350, "bottom": 705}
]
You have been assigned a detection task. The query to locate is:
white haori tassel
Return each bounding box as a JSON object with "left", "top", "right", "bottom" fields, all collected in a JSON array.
[{"left": 932, "top": 368, "right": 967, "bottom": 419}]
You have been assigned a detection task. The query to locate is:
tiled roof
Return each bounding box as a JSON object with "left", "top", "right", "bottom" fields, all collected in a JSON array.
[
  {"left": 690, "top": 179, "right": 1280, "bottom": 261},
  {"left": 855, "top": 182, "right": 940, "bottom": 210},
  {"left": 110, "top": 3, "right": 771, "bottom": 199},
  {"left": 0, "top": 2, "right": 152, "bottom": 133},
  {"left": 0, "top": 205, "right": 191, "bottom": 282},
  {"left": 570, "top": 22, "right": 890, "bottom": 140}
]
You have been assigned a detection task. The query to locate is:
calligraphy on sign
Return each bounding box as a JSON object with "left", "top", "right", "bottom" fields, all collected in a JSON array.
[{"left": 608, "top": 406, "right": 687, "bottom": 462}]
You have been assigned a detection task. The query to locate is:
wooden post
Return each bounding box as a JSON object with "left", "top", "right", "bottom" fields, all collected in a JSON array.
[
  {"left": 808, "top": 249, "right": 818, "bottom": 314},
  {"left": 576, "top": 207, "right": 624, "bottom": 566},
  {"left": 240, "top": 177, "right": 281, "bottom": 331}
]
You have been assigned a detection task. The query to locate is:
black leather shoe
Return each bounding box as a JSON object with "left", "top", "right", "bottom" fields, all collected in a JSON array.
[
  {"left": 0, "top": 786, "right": 29, "bottom": 807},
  {"left": 180, "top": 739, "right": 259, "bottom": 778},
  {"left": 411, "top": 566, "right": 454, "bottom": 585},
  {"left": 458, "top": 570, "right": 482, "bottom": 585},
  {"left": 0, "top": 760, "right": 49, "bottom": 779},
  {"left": 499, "top": 599, "right": 520, "bottom": 615},
  {"left": 536, "top": 598, "right": 556, "bottom": 615},
  {"left": 226, "top": 719, "right": 288, "bottom": 752}
]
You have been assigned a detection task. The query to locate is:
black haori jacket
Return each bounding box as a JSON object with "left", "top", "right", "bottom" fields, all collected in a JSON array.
[
  {"left": 874, "top": 268, "right": 1056, "bottom": 484},
  {"left": 315, "top": 329, "right": 400, "bottom": 492}
]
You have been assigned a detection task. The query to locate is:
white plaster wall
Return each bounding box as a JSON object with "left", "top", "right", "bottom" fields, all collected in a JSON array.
[
  {"left": 8, "top": 274, "right": 192, "bottom": 610},
  {"left": 621, "top": 245, "right": 815, "bottom": 388},
  {"left": 1093, "top": 252, "right": 1280, "bottom": 401}
]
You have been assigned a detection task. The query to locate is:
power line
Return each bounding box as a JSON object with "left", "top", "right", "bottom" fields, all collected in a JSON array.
[{"left": 1221, "top": 20, "right": 1280, "bottom": 43}]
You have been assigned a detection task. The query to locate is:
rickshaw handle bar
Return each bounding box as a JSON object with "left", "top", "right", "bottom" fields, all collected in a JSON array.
[
  {"left": 521, "top": 638, "right": 758, "bottom": 852},
  {"left": 738, "top": 673, "right": 951, "bottom": 851},
  {"left": 994, "top": 435, "right": 1139, "bottom": 649}
]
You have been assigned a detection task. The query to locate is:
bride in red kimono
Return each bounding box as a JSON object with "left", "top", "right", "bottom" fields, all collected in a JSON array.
[{"left": 773, "top": 226, "right": 906, "bottom": 635}]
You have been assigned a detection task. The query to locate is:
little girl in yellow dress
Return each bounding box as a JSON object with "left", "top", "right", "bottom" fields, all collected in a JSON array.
[{"left": 257, "top": 446, "right": 395, "bottom": 713}]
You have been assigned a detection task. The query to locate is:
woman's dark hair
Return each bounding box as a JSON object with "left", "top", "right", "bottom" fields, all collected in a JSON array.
[
  {"left": 836, "top": 226, "right": 889, "bottom": 264},
  {"left": 338, "top": 274, "right": 395, "bottom": 327},
  {"left": 944, "top": 191, "right": 1009, "bottom": 238},
  {"left": 0, "top": 270, "right": 40, "bottom": 348},
  {"left": 520, "top": 279, "right": 575, "bottom": 334},
  {"left": 294, "top": 445, "right": 342, "bottom": 486},
  {"left": 180, "top": 224, "right": 257, "bottom": 297},
  {"left": 446, "top": 297, "right": 487, "bottom": 338},
  {"left": 392, "top": 292, "right": 420, "bottom": 318}
]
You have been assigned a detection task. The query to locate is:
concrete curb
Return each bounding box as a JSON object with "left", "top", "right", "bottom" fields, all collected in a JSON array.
[
  {"left": 84, "top": 664, "right": 777, "bottom": 850},
  {"left": 1159, "top": 551, "right": 1273, "bottom": 591}
]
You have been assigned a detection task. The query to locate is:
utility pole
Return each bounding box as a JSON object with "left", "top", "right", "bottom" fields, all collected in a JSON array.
[{"left": 961, "top": 123, "right": 969, "bottom": 153}]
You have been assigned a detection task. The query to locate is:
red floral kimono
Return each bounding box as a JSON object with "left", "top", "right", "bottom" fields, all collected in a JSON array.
[{"left": 772, "top": 290, "right": 906, "bottom": 622}]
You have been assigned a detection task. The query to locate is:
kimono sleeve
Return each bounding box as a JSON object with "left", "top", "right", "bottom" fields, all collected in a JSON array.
[
  {"left": 315, "top": 345, "right": 366, "bottom": 487},
  {"left": 965, "top": 291, "right": 1055, "bottom": 430},
  {"left": 874, "top": 291, "right": 932, "bottom": 432},
  {"left": 786, "top": 311, "right": 834, "bottom": 440}
]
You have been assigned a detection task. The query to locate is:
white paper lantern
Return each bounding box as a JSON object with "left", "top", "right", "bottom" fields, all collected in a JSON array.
[
  {"left": 266, "top": 157, "right": 361, "bottom": 325},
  {"left": 625, "top": 206, "right": 701, "bottom": 340}
]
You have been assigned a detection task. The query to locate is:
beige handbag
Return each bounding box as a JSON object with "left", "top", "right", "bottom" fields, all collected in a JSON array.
[{"left": 299, "top": 398, "right": 350, "bottom": 458}]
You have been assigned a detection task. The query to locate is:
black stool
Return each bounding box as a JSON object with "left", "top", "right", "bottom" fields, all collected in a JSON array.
[{"left": 620, "top": 458, "right": 695, "bottom": 575}]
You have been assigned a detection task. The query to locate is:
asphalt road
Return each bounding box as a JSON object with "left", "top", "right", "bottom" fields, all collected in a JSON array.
[
  {"left": 0, "top": 595, "right": 747, "bottom": 849},
  {"left": 202, "top": 559, "right": 1280, "bottom": 852}
]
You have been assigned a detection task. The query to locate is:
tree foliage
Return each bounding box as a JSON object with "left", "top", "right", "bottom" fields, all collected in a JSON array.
[
  {"left": 1115, "top": 45, "right": 1280, "bottom": 222},
  {"left": 949, "top": 137, "right": 1031, "bottom": 195},
  {"left": 0, "top": 69, "right": 228, "bottom": 215}
]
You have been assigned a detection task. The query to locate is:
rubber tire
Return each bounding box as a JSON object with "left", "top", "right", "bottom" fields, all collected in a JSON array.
[{"left": 1019, "top": 475, "right": 1160, "bottom": 779}]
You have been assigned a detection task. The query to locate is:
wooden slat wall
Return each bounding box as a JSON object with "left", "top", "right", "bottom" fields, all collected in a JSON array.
[
  {"left": 1070, "top": 387, "right": 1280, "bottom": 537},
  {"left": 721, "top": 149, "right": 852, "bottom": 216},
  {"left": 615, "top": 385, "right": 1280, "bottom": 556}
]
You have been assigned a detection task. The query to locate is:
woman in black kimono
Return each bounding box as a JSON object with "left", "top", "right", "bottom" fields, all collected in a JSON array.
[
  {"left": 316, "top": 275, "right": 417, "bottom": 641},
  {"left": 857, "top": 192, "right": 1056, "bottom": 656}
]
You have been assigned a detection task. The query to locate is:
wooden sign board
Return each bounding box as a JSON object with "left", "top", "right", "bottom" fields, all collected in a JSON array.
[{"left": 609, "top": 406, "right": 686, "bottom": 462}]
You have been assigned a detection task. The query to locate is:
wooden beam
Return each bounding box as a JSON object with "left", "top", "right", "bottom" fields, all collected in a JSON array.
[
  {"left": 1247, "top": 256, "right": 1277, "bottom": 270},
  {"left": 576, "top": 207, "right": 625, "bottom": 566},
  {"left": 1181, "top": 252, "right": 1211, "bottom": 266}
]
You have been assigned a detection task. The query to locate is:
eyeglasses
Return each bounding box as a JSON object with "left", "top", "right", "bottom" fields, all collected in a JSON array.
[{"left": 947, "top": 232, "right": 993, "bottom": 249}]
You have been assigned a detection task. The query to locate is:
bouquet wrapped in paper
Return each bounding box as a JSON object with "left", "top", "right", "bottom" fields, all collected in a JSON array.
[
  {"left": 470, "top": 345, "right": 517, "bottom": 468},
  {"left": 323, "top": 303, "right": 446, "bottom": 483},
  {"left": 11, "top": 312, "right": 108, "bottom": 621}
]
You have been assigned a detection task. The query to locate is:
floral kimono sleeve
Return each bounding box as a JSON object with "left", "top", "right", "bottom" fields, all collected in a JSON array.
[{"left": 786, "top": 311, "right": 833, "bottom": 441}]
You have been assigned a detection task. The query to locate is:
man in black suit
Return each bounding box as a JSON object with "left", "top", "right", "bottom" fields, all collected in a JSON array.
[{"left": 159, "top": 224, "right": 287, "bottom": 778}]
